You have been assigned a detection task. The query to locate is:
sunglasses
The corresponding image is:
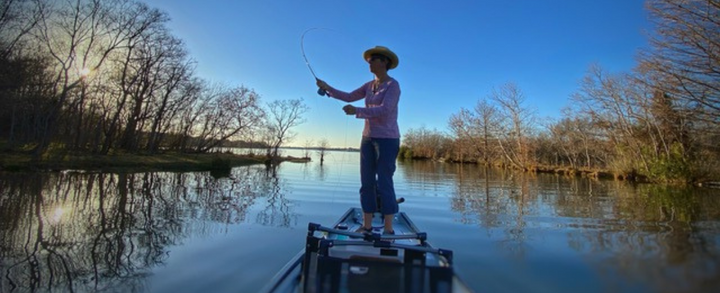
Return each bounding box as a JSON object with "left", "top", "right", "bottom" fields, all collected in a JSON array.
[{"left": 367, "top": 55, "right": 388, "bottom": 63}]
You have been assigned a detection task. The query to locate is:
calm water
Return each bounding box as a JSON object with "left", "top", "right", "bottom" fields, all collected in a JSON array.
[{"left": 1, "top": 149, "right": 719, "bottom": 293}]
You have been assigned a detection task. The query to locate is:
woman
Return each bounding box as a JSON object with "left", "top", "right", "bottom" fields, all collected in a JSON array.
[{"left": 316, "top": 46, "right": 401, "bottom": 235}]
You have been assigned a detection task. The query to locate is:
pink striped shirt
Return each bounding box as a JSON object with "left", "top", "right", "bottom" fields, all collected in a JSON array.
[{"left": 326, "top": 78, "right": 401, "bottom": 139}]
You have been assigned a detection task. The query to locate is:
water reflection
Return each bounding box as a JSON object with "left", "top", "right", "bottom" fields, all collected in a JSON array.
[
  {"left": 397, "top": 160, "right": 720, "bottom": 292},
  {"left": 0, "top": 166, "right": 290, "bottom": 292},
  {"left": 2, "top": 152, "right": 720, "bottom": 293}
]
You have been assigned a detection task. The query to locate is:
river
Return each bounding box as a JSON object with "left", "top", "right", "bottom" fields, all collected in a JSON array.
[{"left": 1, "top": 149, "right": 719, "bottom": 293}]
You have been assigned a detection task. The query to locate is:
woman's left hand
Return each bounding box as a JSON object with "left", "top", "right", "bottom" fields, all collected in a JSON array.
[{"left": 342, "top": 105, "right": 356, "bottom": 115}]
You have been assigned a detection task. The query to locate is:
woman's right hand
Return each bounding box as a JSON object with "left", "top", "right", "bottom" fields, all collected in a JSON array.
[{"left": 316, "top": 78, "right": 329, "bottom": 91}]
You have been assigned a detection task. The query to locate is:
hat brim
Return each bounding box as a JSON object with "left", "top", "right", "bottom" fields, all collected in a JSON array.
[{"left": 363, "top": 47, "right": 399, "bottom": 69}]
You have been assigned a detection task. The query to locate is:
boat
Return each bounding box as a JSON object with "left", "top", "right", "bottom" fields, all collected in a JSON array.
[{"left": 262, "top": 206, "right": 474, "bottom": 293}]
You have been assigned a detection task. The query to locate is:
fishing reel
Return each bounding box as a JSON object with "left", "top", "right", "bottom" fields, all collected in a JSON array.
[{"left": 317, "top": 88, "right": 327, "bottom": 96}]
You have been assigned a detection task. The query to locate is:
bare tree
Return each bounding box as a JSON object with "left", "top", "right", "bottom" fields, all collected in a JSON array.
[
  {"left": 141, "top": 34, "right": 196, "bottom": 153},
  {"left": 547, "top": 113, "right": 605, "bottom": 170},
  {"left": 547, "top": 117, "right": 580, "bottom": 169},
  {"left": 639, "top": 0, "right": 720, "bottom": 128},
  {"left": 170, "top": 78, "right": 207, "bottom": 152},
  {"left": 302, "top": 139, "right": 313, "bottom": 159},
  {"left": 1, "top": 0, "right": 50, "bottom": 147},
  {"left": 449, "top": 108, "right": 479, "bottom": 162},
  {"left": 264, "top": 98, "right": 309, "bottom": 159},
  {"left": 572, "top": 65, "right": 652, "bottom": 174},
  {"left": 116, "top": 29, "right": 189, "bottom": 152},
  {"left": 190, "top": 85, "right": 264, "bottom": 153},
  {"left": 571, "top": 64, "right": 696, "bottom": 181},
  {"left": 30, "top": 0, "right": 166, "bottom": 157},
  {"left": 491, "top": 82, "right": 536, "bottom": 170},
  {"left": 449, "top": 99, "right": 500, "bottom": 165},
  {"left": 317, "top": 138, "right": 329, "bottom": 165},
  {"left": 402, "top": 126, "right": 449, "bottom": 160},
  {"left": 0, "top": 0, "right": 46, "bottom": 58},
  {"left": 0, "top": 54, "right": 54, "bottom": 146}
]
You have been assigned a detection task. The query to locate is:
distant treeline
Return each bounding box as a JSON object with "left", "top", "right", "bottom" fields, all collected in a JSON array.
[
  {"left": 0, "top": 0, "right": 308, "bottom": 159},
  {"left": 220, "top": 140, "right": 270, "bottom": 149},
  {"left": 280, "top": 146, "right": 359, "bottom": 152},
  {"left": 400, "top": 0, "right": 719, "bottom": 185}
]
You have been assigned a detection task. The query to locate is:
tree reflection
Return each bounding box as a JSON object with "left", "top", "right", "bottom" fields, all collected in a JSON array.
[
  {"left": 567, "top": 184, "right": 720, "bottom": 292},
  {"left": 314, "top": 162, "right": 329, "bottom": 182},
  {"left": 399, "top": 161, "right": 720, "bottom": 292},
  {"left": 0, "top": 165, "right": 293, "bottom": 292},
  {"left": 256, "top": 164, "right": 295, "bottom": 227},
  {"left": 449, "top": 165, "right": 537, "bottom": 258}
]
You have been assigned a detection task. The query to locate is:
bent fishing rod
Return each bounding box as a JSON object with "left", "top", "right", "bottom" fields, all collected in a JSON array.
[{"left": 301, "top": 28, "right": 330, "bottom": 96}]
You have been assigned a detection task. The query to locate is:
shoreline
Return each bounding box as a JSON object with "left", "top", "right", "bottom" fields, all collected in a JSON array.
[{"left": 0, "top": 151, "right": 310, "bottom": 173}]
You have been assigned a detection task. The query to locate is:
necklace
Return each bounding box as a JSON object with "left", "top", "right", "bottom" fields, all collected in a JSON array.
[{"left": 372, "top": 78, "right": 387, "bottom": 94}]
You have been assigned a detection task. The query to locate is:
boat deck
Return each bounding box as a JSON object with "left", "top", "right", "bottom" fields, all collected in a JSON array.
[{"left": 262, "top": 208, "right": 472, "bottom": 293}]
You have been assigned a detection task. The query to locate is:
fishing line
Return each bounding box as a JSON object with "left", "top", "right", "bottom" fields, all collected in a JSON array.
[{"left": 300, "top": 27, "right": 363, "bottom": 203}]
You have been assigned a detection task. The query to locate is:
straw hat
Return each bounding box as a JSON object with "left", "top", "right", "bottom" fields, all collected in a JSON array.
[{"left": 363, "top": 46, "right": 399, "bottom": 69}]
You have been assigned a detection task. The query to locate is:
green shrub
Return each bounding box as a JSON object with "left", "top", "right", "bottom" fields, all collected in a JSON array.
[
  {"left": 398, "top": 146, "right": 414, "bottom": 160},
  {"left": 647, "top": 143, "right": 691, "bottom": 183}
]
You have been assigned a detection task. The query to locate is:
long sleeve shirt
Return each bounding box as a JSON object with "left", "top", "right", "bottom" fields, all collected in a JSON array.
[{"left": 326, "top": 78, "right": 401, "bottom": 139}]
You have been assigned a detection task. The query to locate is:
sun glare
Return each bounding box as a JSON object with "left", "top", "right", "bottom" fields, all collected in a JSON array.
[
  {"left": 50, "top": 206, "right": 67, "bottom": 224},
  {"left": 80, "top": 67, "right": 92, "bottom": 77}
]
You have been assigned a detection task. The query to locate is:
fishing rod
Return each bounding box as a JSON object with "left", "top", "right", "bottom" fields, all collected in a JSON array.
[
  {"left": 300, "top": 27, "right": 356, "bottom": 200},
  {"left": 301, "top": 27, "right": 330, "bottom": 96}
]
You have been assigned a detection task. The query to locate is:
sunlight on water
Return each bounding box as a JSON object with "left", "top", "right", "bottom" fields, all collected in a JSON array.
[{"left": 1, "top": 149, "right": 719, "bottom": 293}]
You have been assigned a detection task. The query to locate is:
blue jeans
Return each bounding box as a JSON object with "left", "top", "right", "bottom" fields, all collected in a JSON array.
[{"left": 359, "top": 137, "right": 400, "bottom": 215}]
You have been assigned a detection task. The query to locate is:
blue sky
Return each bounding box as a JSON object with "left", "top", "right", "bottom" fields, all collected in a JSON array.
[{"left": 143, "top": 0, "right": 651, "bottom": 148}]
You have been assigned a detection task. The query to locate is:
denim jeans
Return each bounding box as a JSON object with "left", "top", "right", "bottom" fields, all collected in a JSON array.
[{"left": 359, "top": 136, "right": 400, "bottom": 215}]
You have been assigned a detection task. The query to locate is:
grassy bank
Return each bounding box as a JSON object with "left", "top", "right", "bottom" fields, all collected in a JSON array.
[
  {"left": 0, "top": 151, "right": 308, "bottom": 173},
  {"left": 431, "top": 157, "right": 648, "bottom": 182}
]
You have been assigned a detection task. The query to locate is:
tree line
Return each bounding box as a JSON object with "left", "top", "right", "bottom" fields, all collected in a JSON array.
[
  {"left": 0, "top": 0, "right": 308, "bottom": 160},
  {"left": 401, "top": 0, "right": 719, "bottom": 184}
]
